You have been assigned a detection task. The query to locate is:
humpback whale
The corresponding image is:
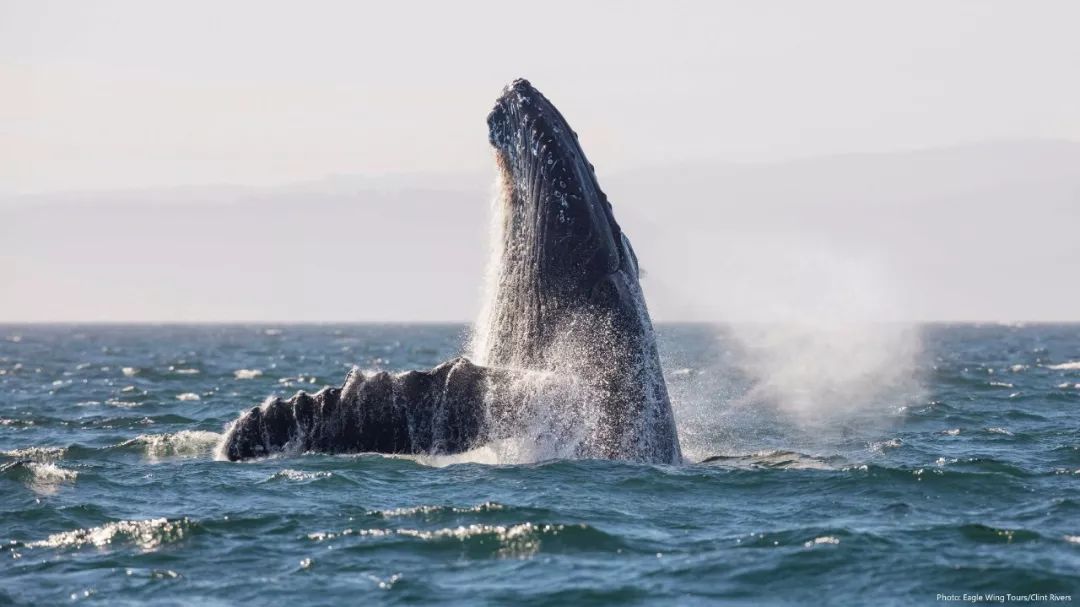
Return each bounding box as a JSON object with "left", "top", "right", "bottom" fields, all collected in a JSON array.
[{"left": 221, "top": 79, "right": 681, "bottom": 463}]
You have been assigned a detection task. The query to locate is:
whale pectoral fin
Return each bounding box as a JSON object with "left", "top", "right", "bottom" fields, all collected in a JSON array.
[{"left": 220, "top": 357, "right": 503, "bottom": 461}]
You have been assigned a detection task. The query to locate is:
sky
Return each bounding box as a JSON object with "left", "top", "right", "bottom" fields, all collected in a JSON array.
[{"left": 1, "top": 1, "right": 1079, "bottom": 322}]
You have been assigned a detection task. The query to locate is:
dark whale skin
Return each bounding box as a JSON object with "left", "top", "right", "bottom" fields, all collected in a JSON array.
[
  {"left": 222, "top": 358, "right": 510, "bottom": 460},
  {"left": 479, "top": 79, "right": 681, "bottom": 462}
]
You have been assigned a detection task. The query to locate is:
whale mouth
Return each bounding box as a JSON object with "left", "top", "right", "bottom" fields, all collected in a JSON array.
[{"left": 486, "top": 79, "right": 634, "bottom": 295}]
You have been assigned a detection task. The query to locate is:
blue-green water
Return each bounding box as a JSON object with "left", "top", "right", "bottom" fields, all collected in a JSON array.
[{"left": 1, "top": 324, "right": 1078, "bottom": 605}]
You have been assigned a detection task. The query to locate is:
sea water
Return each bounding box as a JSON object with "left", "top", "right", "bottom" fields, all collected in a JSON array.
[{"left": 1, "top": 324, "right": 1078, "bottom": 605}]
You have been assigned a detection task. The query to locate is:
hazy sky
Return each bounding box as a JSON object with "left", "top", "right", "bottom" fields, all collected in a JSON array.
[
  {"left": 2, "top": 1, "right": 1079, "bottom": 323},
  {"left": 3, "top": 0, "right": 1079, "bottom": 193}
]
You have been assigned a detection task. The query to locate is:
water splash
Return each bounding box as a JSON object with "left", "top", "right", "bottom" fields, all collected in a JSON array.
[
  {"left": 467, "top": 177, "right": 510, "bottom": 366},
  {"left": 464, "top": 159, "right": 679, "bottom": 463},
  {"left": 664, "top": 241, "right": 923, "bottom": 460}
]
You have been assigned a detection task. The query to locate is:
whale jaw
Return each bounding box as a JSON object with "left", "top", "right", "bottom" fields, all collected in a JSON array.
[
  {"left": 478, "top": 79, "right": 681, "bottom": 462},
  {"left": 480, "top": 79, "right": 641, "bottom": 368}
]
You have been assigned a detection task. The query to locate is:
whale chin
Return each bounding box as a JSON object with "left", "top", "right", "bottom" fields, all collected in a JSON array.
[{"left": 221, "top": 78, "right": 681, "bottom": 464}]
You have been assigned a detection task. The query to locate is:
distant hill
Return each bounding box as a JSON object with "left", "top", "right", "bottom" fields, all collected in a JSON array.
[
  {"left": 2, "top": 140, "right": 1078, "bottom": 322},
  {"left": 603, "top": 139, "right": 1080, "bottom": 322}
]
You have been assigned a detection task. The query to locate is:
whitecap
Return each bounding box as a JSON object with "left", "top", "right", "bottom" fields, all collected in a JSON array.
[
  {"left": 869, "top": 438, "right": 903, "bottom": 452},
  {"left": 4, "top": 461, "right": 79, "bottom": 495},
  {"left": 28, "top": 462, "right": 77, "bottom": 483},
  {"left": 122, "top": 367, "right": 140, "bottom": 377},
  {"left": 269, "top": 469, "right": 333, "bottom": 482},
  {"left": 1046, "top": 361, "right": 1080, "bottom": 371},
  {"left": 804, "top": 536, "right": 840, "bottom": 547},
  {"left": 233, "top": 369, "right": 263, "bottom": 380},
  {"left": 942, "top": 428, "right": 961, "bottom": 436},
  {"left": 134, "top": 430, "right": 222, "bottom": 460},
  {"left": 28, "top": 518, "right": 190, "bottom": 551},
  {"left": 2, "top": 446, "right": 66, "bottom": 461},
  {"left": 373, "top": 502, "right": 505, "bottom": 518},
  {"left": 175, "top": 393, "right": 201, "bottom": 401},
  {"left": 306, "top": 522, "right": 574, "bottom": 558}
]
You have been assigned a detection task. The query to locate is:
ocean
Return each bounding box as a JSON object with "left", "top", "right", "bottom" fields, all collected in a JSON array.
[{"left": 1, "top": 324, "right": 1078, "bottom": 605}]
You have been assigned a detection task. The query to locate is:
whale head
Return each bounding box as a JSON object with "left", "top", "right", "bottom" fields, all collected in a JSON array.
[
  {"left": 479, "top": 78, "right": 643, "bottom": 369},
  {"left": 475, "top": 79, "right": 680, "bottom": 462}
]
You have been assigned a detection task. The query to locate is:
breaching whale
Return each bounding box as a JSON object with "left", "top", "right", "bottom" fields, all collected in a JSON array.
[{"left": 221, "top": 79, "right": 681, "bottom": 463}]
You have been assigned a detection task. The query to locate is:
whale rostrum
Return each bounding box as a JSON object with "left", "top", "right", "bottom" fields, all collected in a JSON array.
[{"left": 221, "top": 79, "right": 682, "bottom": 463}]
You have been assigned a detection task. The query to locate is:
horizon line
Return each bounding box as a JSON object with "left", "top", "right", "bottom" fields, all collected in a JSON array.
[{"left": 2, "top": 319, "right": 1078, "bottom": 326}]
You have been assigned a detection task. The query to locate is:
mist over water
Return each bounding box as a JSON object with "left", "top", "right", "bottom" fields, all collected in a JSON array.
[{"left": 655, "top": 238, "right": 924, "bottom": 461}]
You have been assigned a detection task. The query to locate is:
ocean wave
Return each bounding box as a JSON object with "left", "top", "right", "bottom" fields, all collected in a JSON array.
[
  {"left": 26, "top": 517, "right": 192, "bottom": 552},
  {"left": 371, "top": 502, "right": 507, "bottom": 518},
  {"left": 305, "top": 522, "right": 615, "bottom": 558},
  {"left": 118, "top": 430, "right": 222, "bottom": 460},
  {"left": 735, "top": 529, "right": 865, "bottom": 550},
  {"left": 80, "top": 413, "right": 198, "bottom": 429},
  {"left": 944, "top": 458, "right": 1037, "bottom": 477},
  {"left": 2, "top": 445, "right": 67, "bottom": 461},
  {"left": 803, "top": 535, "right": 840, "bottom": 547},
  {"left": 1, "top": 460, "right": 78, "bottom": 494},
  {"left": 233, "top": 368, "right": 263, "bottom": 380},
  {"left": 700, "top": 450, "right": 843, "bottom": 470},
  {"left": 1046, "top": 361, "right": 1080, "bottom": 371},
  {"left": 266, "top": 469, "right": 334, "bottom": 482},
  {"left": 836, "top": 462, "right": 1047, "bottom": 486},
  {"left": 952, "top": 523, "right": 1043, "bottom": 544},
  {"left": 868, "top": 438, "right": 903, "bottom": 452}
]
